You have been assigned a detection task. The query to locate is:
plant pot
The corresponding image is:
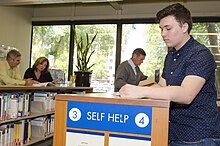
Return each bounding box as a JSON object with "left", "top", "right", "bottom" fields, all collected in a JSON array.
[{"left": 74, "top": 71, "right": 92, "bottom": 87}]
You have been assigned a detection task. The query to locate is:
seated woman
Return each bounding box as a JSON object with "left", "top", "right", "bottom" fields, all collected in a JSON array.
[{"left": 24, "top": 57, "right": 57, "bottom": 83}]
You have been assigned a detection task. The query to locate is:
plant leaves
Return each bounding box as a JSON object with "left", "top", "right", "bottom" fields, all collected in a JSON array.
[{"left": 73, "top": 29, "right": 97, "bottom": 72}]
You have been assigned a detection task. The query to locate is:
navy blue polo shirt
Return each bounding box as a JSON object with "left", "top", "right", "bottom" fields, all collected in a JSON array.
[{"left": 162, "top": 37, "right": 220, "bottom": 142}]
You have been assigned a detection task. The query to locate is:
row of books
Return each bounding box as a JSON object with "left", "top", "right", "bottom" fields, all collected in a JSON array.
[
  {"left": 0, "top": 115, "right": 54, "bottom": 146},
  {"left": 31, "top": 92, "right": 57, "bottom": 113},
  {"left": 0, "top": 119, "right": 31, "bottom": 146},
  {"left": 31, "top": 115, "right": 54, "bottom": 138},
  {"left": 0, "top": 92, "right": 57, "bottom": 122},
  {"left": 0, "top": 93, "right": 30, "bottom": 121}
]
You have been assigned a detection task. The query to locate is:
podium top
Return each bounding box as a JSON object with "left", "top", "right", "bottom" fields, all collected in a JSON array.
[{"left": 56, "top": 93, "right": 170, "bottom": 108}]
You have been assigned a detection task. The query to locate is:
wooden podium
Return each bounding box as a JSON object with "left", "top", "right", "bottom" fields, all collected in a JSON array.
[{"left": 53, "top": 93, "right": 170, "bottom": 146}]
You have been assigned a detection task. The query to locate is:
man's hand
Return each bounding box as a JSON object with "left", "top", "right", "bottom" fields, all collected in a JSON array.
[{"left": 119, "top": 84, "right": 144, "bottom": 99}]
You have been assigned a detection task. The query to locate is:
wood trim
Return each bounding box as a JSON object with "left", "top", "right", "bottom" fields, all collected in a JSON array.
[
  {"left": 151, "top": 107, "right": 169, "bottom": 146},
  {"left": 56, "top": 94, "right": 170, "bottom": 108},
  {"left": 53, "top": 100, "right": 67, "bottom": 146},
  {"left": 104, "top": 132, "right": 109, "bottom": 146}
]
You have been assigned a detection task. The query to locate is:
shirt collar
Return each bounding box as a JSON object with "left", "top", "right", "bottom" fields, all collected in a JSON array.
[
  {"left": 4, "top": 60, "right": 12, "bottom": 70},
  {"left": 128, "top": 59, "right": 137, "bottom": 75},
  {"left": 128, "top": 59, "right": 136, "bottom": 69}
]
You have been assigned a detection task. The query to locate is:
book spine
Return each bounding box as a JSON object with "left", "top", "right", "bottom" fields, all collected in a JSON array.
[
  {"left": 8, "top": 94, "right": 18, "bottom": 119},
  {"left": 23, "top": 120, "right": 28, "bottom": 144},
  {"left": 18, "top": 94, "right": 24, "bottom": 117},
  {"left": 9, "top": 124, "right": 15, "bottom": 146},
  {"left": 0, "top": 95, "right": 3, "bottom": 121},
  {"left": 24, "top": 94, "right": 30, "bottom": 116},
  {"left": 28, "top": 120, "right": 31, "bottom": 142},
  {"left": 3, "top": 94, "right": 8, "bottom": 121}
]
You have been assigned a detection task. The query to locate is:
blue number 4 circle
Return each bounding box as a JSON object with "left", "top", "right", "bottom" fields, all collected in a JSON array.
[{"left": 135, "top": 113, "right": 149, "bottom": 128}]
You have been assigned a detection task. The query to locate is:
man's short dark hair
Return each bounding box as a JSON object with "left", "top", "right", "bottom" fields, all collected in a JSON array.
[
  {"left": 6, "top": 49, "right": 21, "bottom": 60},
  {"left": 132, "top": 48, "right": 146, "bottom": 56},
  {"left": 156, "top": 3, "right": 192, "bottom": 33}
]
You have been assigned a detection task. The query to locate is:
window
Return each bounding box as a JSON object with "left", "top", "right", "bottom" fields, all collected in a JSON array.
[
  {"left": 31, "top": 19, "right": 220, "bottom": 94},
  {"left": 121, "top": 24, "right": 167, "bottom": 77},
  {"left": 191, "top": 23, "right": 220, "bottom": 67},
  {"left": 31, "top": 25, "right": 70, "bottom": 80},
  {"left": 191, "top": 22, "right": 220, "bottom": 98},
  {"left": 75, "top": 24, "right": 117, "bottom": 92}
]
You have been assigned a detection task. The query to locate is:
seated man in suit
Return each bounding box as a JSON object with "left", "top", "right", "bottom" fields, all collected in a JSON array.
[
  {"left": 114, "top": 48, "right": 147, "bottom": 92},
  {"left": 0, "top": 49, "right": 38, "bottom": 86}
]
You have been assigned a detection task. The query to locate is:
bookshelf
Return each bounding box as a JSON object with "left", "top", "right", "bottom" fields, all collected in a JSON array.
[
  {"left": 0, "top": 86, "right": 93, "bottom": 146},
  {"left": 0, "top": 86, "right": 93, "bottom": 93},
  {"left": 0, "top": 112, "right": 54, "bottom": 125},
  {"left": 23, "top": 134, "right": 53, "bottom": 146}
]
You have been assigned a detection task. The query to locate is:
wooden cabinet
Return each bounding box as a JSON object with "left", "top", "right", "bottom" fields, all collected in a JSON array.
[{"left": 54, "top": 93, "right": 170, "bottom": 146}]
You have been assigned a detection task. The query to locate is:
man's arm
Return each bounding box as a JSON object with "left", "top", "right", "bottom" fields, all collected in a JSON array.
[
  {"left": 0, "top": 69, "right": 25, "bottom": 85},
  {"left": 140, "top": 71, "right": 148, "bottom": 81},
  {"left": 115, "top": 64, "right": 129, "bottom": 91},
  {"left": 119, "top": 75, "right": 205, "bottom": 104},
  {"left": 115, "top": 73, "right": 128, "bottom": 92},
  {"left": 115, "top": 78, "right": 127, "bottom": 91}
]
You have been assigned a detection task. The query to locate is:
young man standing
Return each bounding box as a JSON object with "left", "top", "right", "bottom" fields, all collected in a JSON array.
[{"left": 119, "top": 3, "right": 220, "bottom": 146}]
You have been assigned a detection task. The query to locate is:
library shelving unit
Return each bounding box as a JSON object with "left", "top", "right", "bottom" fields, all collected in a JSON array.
[
  {"left": 0, "top": 85, "right": 93, "bottom": 93},
  {"left": 0, "top": 112, "right": 54, "bottom": 146},
  {"left": 0, "top": 86, "right": 93, "bottom": 146},
  {"left": 54, "top": 93, "right": 170, "bottom": 146}
]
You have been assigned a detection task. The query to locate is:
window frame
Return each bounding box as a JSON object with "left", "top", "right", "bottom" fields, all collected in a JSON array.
[{"left": 31, "top": 17, "right": 220, "bottom": 80}]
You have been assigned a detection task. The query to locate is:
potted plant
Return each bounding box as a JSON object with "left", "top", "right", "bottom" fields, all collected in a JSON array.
[{"left": 74, "top": 31, "right": 97, "bottom": 87}]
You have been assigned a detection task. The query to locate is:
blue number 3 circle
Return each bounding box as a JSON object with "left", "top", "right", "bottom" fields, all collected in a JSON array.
[{"left": 69, "top": 108, "right": 82, "bottom": 121}]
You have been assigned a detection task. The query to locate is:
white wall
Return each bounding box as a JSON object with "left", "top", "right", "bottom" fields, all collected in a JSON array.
[{"left": 0, "top": 6, "right": 33, "bottom": 76}]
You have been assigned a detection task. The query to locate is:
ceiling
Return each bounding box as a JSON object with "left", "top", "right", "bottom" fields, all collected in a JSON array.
[
  {"left": 0, "top": 0, "right": 218, "bottom": 7},
  {"left": 0, "top": 0, "right": 122, "bottom": 6},
  {"left": 0, "top": 0, "right": 217, "bottom": 6}
]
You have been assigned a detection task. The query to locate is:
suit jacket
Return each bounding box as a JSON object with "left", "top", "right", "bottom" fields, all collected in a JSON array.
[{"left": 114, "top": 60, "right": 147, "bottom": 92}]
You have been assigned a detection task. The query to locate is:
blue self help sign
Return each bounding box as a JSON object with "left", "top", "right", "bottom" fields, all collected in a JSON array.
[{"left": 67, "top": 101, "right": 152, "bottom": 135}]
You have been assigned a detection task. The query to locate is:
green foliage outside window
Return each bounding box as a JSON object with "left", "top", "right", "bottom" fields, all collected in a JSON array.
[{"left": 32, "top": 25, "right": 70, "bottom": 77}]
